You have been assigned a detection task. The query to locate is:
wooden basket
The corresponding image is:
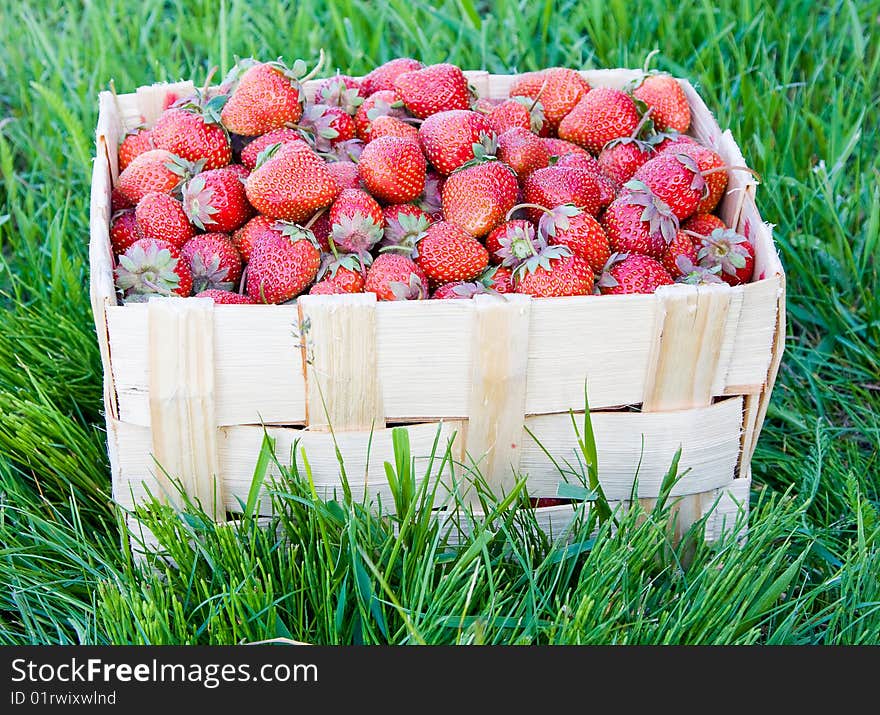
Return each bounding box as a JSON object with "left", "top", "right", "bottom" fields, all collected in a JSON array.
[{"left": 89, "top": 70, "right": 785, "bottom": 546}]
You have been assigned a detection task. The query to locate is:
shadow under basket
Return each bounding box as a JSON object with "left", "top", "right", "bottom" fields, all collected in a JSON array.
[{"left": 89, "top": 69, "right": 785, "bottom": 551}]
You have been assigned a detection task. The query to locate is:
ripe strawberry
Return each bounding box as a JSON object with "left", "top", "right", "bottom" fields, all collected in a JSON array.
[
  {"left": 416, "top": 221, "right": 488, "bottom": 283},
  {"left": 309, "top": 280, "right": 347, "bottom": 295},
  {"left": 557, "top": 88, "right": 640, "bottom": 154},
  {"left": 298, "top": 103, "right": 357, "bottom": 152},
  {"left": 194, "top": 289, "right": 256, "bottom": 304},
  {"left": 118, "top": 127, "right": 154, "bottom": 171},
  {"left": 484, "top": 264, "right": 514, "bottom": 293},
  {"left": 111, "top": 186, "right": 132, "bottom": 211},
  {"left": 182, "top": 166, "right": 254, "bottom": 233},
  {"left": 245, "top": 141, "right": 339, "bottom": 221},
  {"left": 597, "top": 253, "right": 673, "bottom": 295},
  {"left": 151, "top": 103, "right": 231, "bottom": 170},
  {"left": 674, "top": 256, "right": 725, "bottom": 285},
  {"left": 508, "top": 71, "right": 548, "bottom": 100},
  {"left": 360, "top": 58, "right": 423, "bottom": 96},
  {"left": 358, "top": 136, "right": 426, "bottom": 203},
  {"left": 632, "top": 74, "right": 691, "bottom": 134},
  {"left": 380, "top": 204, "right": 431, "bottom": 254},
  {"left": 537, "top": 204, "right": 610, "bottom": 272},
  {"left": 682, "top": 212, "right": 725, "bottom": 238},
  {"left": 181, "top": 232, "right": 243, "bottom": 292},
  {"left": 441, "top": 160, "right": 518, "bottom": 237},
  {"left": 368, "top": 114, "right": 420, "bottom": 144},
  {"left": 697, "top": 228, "right": 755, "bottom": 285},
  {"left": 224, "top": 164, "right": 251, "bottom": 180},
  {"left": 487, "top": 97, "right": 545, "bottom": 135},
  {"left": 316, "top": 252, "right": 367, "bottom": 293},
  {"left": 240, "top": 127, "right": 307, "bottom": 170},
  {"left": 522, "top": 166, "right": 601, "bottom": 221},
  {"left": 418, "top": 110, "right": 495, "bottom": 175},
  {"left": 553, "top": 152, "right": 616, "bottom": 208},
  {"left": 513, "top": 246, "right": 594, "bottom": 297},
  {"left": 353, "top": 90, "right": 407, "bottom": 142},
  {"left": 510, "top": 67, "right": 589, "bottom": 131},
  {"left": 486, "top": 220, "right": 538, "bottom": 265},
  {"left": 109, "top": 209, "right": 143, "bottom": 254},
  {"left": 661, "top": 230, "right": 698, "bottom": 278},
  {"left": 393, "top": 63, "right": 469, "bottom": 119},
  {"left": 542, "top": 137, "right": 591, "bottom": 159},
  {"left": 314, "top": 74, "right": 364, "bottom": 115},
  {"left": 308, "top": 209, "right": 332, "bottom": 252},
  {"left": 473, "top": 97, "right": 502, "bottom": 114},
  {"left": 232, "top": 214, "right": 274, "bottom": 262},
  {"left": 664, "top": 143, "right": 727, "bottom": 213},
  {"left": 496, "top": 128, "right": 550, "bottom": 177},
  {"left": 135, "top": 192, "right": 195, "bottom": 248},
  {"left": 598, "top": 139, "right": 656, "bottom": 188},
  {"left": 326, "top": 160, "right": 362, "bottom": 191},
  {"left": 328, "top": 188, "right": 384, "bottom": 256},
  {"left": 220, "top": 59, "right": 308, "bottom": 136},
  {"left": 432, "top": 279, "right": 495, "bottom": 299},
  {"left": 653, "top": 132, "right": 697, "bottom": 154},
  {"left": 365, "top": 253, "right": 428, "bottom": 301},
  {"left": 601, "top": 185, "right": 678, "bottom": 258},
  {"left": 115, "top": 237, "right": 193, "bottom": 298},
  {"left": 632, "top": 152, "right": 703, "bottom": 220},
  {"left": 246, "top": 224, "right": 321, "bottom": 303},
  {"left": 115, "top": 149, "right": 192, "bottom": 206}
]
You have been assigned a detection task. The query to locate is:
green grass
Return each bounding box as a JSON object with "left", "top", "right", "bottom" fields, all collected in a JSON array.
[{"left": 0, "top": 0, "right": 878, "bottom": 645}]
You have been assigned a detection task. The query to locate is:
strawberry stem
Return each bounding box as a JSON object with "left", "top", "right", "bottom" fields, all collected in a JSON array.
[
  {"left": 300, "top": 49, "right": 326, "bottom": 83},
  {"left": 505, "top": 202, "right": 550, "bottom": 221},
  {"left": 201, "top": 66, "right": 218, "bottom": 98},
  {"left": 303, "top": 207, "right": 327, "bottom": 231}
]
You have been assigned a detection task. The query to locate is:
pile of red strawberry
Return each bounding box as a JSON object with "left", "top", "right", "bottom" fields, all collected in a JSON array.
[{"left": 110, "top": 58, "right": 756, "bottom": 304}]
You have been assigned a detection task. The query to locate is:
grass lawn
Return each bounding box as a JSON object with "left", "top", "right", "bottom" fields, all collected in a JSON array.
[{"left": 0, "top": 0, "right": 877, "bottom": 645}]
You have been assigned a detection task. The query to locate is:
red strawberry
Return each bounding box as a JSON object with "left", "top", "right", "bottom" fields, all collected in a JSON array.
[
  {"left": 661, "top": 230, "right": 698, "bottom": 278},
  {"left": 135, "top": 192, "right": 195, "bottom": 248},
  {"left": 697, "top": 228, "right": 755, "bottom": 285},
  {"left": 358, "top": 136, "right": 426, "bottom": 204},
  {"left": 522, "top": 166, "right": 601, "bottom": 221},
  {"left": 225, "top": 164, "right": 251, "bottom": 180},
  {"left": 653, "top": 132, "right": 697, "bottom": 154},
  {"left": 316, "top": 252, "right": 367, "bottom": 293},
  {"left": 118, "top": 127, "right": 154, "bottom": 171},
  {"left": 245, "top": 142, "right": 339, "bottom": 221},
  {"left": 486, "top": 220, "right": 538, "bottom": 265},
  {"left": 416, "top": 221, "right": 488, "bottom": 283},
  {"left": 542, "top": 137, "right": 591, "bottom": 159},
  {"left": 381, "top": 204, "right": 431, "bottom": 254},
  {"left": 232, "top": 214, "right": 274, "bottom": 262},
  {"left": 298, "top": 103, "right": 356, "bottom": 152},
  {"left": 326, "top": 160, "right": 362, "bottom": 190},
  {"left": 553, "top": 152, "right": 616, "bottom": 208},
  {"left": 353, "top": 90, "right": 407, "bottom": 142},
  {"left": 181, "top": 232, "right": 243, "bottom": 292},
  {"left": 474, "top": 97, "right": 502, "bottom": 114},
  {"left": 360, "top": 58, "right": 423, "bottom": 96},
  {"left": 111, "top": 186, "right": 133, "bottom": 211},
  {"left": 510, "top": 67, "right": 589, "bottom": 131},
  {"left": 365, "top": 253, "right": 428, "bottom": 301},
  {"left": 601, "top": 185, "right": 678, "bottom": 258},
  {"left": 246, "top": 224, "right": 321, "bottom": 303},
  {"left": 240, "top": 127, "right": 307, "bottom": 170},
  {"left": 308, "top": 209, "right": 332, "bottom": 252},
  {"left": 513, "top": 246, "right": 594, "bottom": 297},
  {"left": 508, "top": 72, "right": 548, "bottom": 100},
  {"left": 195, "top": 289, "right": 256, "bottom": 304},
  {"left": 537, "top": 204, "right": 611, "bottom": 272},
  {"left": 631, "top": 152, "right": 703, "bottom": 220},
  {"left": 598, "top": 139, "right": 656, "bottom": 188},
  {"left": 393, "top": 63, "right": 469, "bottom": 119},
  {"left": 682, "top": 212, "right": 725, "bottom": 238},
  {"left": 432, "top": 278, "right": 495, "bottom": 299},
  {"left": 418, "top": 110, "right": 495, "bottom": 176},
  {"left": 109, "top": 209, "right": 143, "bottom": 254},
  {"left": 182, "top": 167, "right": 254, "bottom": 233},
  {"left": 151, "top": 103, "right": 231, "bottom": 170},
  {"left": 328, "top": 188, "right": 384, "bottom": 256},
  {"left": 314, "top": 74, "right": 364, "bottom": 115},
  {"left": 557, "top": 88, "right": 640, "bottom": 154},
  {"left": 664, "top": 143, "right": 727, "bottom": 213},
  {"left": 496, "top": 128, "right": 550, "bottom": 177},
  {"left": 487, "top": 98, "right": 545, "bottom": 135},
  {"left": 597, "top": 253, "right": 673, "bottom": 295},
  {"left": 368, "top": 114, "right": 420, "bottom": 144},
  {"left": 441, "top": 160, "right": 519, "bottom": 237},
  {"left": 485, "top": 264, "right": 514, "bottom": 293},
  {"left": 220, "top": 59, "right": 309, "bottom": 136},
  {"left": 115, "top": 149, "right": 192, "bottom": 206},
  {"left": 115, "top": 237, "right": 193, "bottom": 299},
  {"left": 632, "top": 74, "right": 691, "bottom": 134},
  {"left": 309, "top": 280, "right": 347, "bottom": 295},
  {"left": 674, "top": 257, "right": 725, "bottom": 285}
]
